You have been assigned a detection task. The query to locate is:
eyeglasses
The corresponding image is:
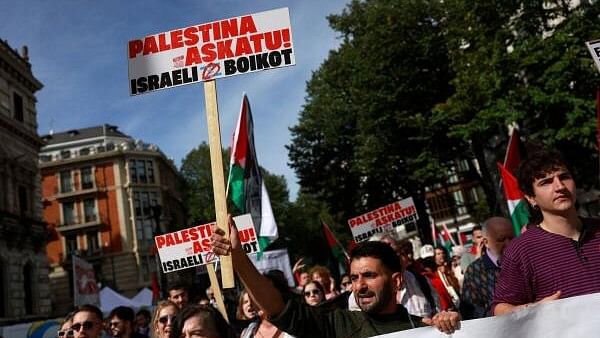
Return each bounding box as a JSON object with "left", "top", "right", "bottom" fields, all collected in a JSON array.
[
  {"left": 57, "top": 329, "right": 74, "bottom": 338},
  {"left": 304, "top": 290, "right": 321, "bottom": 297},
  {"left": 71, "top": 321, "right": 96, "bottom": 332},
  {"left": 109, "top": 321, "right": 121, "bottom": 327},
  {"left": 158, "top": 315, "right": 176, "bottom": 324}
]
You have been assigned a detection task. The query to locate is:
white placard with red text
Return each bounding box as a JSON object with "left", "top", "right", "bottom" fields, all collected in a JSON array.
[
  {"left": 155, "top": 213, "right": 259, "bottom": 273},
  {"left": 128, "top": 7, "right": 295, "bottom": 95},
  {"left": 347, "top": 197, "right": 419, "bottom": 243}
]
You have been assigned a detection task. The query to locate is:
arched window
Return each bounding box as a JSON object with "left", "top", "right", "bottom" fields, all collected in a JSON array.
[{"left": 23, "top": 262, "right": 33, "bottom": 315}]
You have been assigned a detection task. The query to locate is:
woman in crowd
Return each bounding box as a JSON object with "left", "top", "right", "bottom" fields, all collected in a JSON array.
[
  {"left": 240, "top": 272, "right": 295, "bottom": 338},
  {"left": 309, "top": 265, "right": 339, "bottom": 300},
  {"left": 170, "top": 305, "right": 235, "bottom": 338},
  {"left": 233, "top": 289, "right": 258, "bottom": 334},
  {"left": 57, "top": 312, "right": 74, "bottom": 338},
  {"left": 302, "top": 281, "right": 325, "bottom": 307},
  {"left": 152, "top": 300, "right": 178, "bottom": 338}
]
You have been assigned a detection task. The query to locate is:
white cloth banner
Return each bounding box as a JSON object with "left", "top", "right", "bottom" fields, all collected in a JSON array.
[
  {"left": 73, "top": 255, "right": 100, "bottom": 306},
  {"left": 376, "top": 292, "right": 600, "bottom": 337},
  {"left": 248, "top": 248, "right": 294, "bottom": 287}
]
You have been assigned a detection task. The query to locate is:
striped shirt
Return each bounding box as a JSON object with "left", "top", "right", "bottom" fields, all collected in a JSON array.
[{"left": 492, "top": 218, "right": 600, "bottom": 311}]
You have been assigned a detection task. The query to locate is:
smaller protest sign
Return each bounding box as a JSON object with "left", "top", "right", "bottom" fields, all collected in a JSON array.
[
  {"left": 155, "top": 213, "right": 259, "bottom": 273},
  {"left": 73, "top": 255, "right": 100, "bottom": 306},
  {"left": 586, "top": 39, "right": 600, "bottom": 73},
  {"left": 348, "top": 197, "right": 419, "bottom": 243}
]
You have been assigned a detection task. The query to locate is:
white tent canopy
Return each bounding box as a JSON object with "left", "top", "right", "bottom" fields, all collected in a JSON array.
[{"left": 99, "top": 287, "right": 152, "bottom": 313}]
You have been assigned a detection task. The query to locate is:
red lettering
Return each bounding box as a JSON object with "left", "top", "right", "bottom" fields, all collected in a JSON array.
[
  {"left": 170, "top": 30, "right": 184, "bottom": 49},
  {"left": 238, "top": 229, "right": 250, "bottom": 242},
  {"left": 216, "top": 39, "right": 234, "bottom": 59},
  {"left": 249, "top": 33, "right": 264, "bottom": 53},
  {"left": 181, "top": 230, "right": 189, "bottom": 242},
  {"left": 143, "top": 36, "right": 159, "bottom": 55},
  {"left": 165, "top": 234, "right": 176, "bottom": 246},
  {"left": 239, "top": 15, "right": 257, "bottom": 35},
  {"left": 129, "top": 40, "right": 143, "bottom": 58},
  {"left": 156, "top": 235, "right": 166, "bottom": 249},
  {"left": 158, "top": 33, "right": 171, "bottom": 52},
  {"left": 184, "top": 27, "right": 199, "bottom": 46},
  {"left": 193, "top": 241, "right": 203, "bottom": 254},
  {"left": 188, "top": 227, "right": 199, "bottom": 241},
  {"left": 234, "top": 37, "right": 253, "bottom": 56},
  {"left": 212, "top": 21, "right": 221, "bottom": 40},
  {"left": 198, "top": 24, "right": 211, "bottom": 42},
  {"left": 282, "top": 28, "right": 291, "bottom": 48},
  {"left": 264, "top": 30, "right": 282, "bottom": 50},
  {"left": 201, "top": 238, "right": 212, "bottom": 252},
  {"left": 249, "top": 228, "right": 256, "bottom": 241},
  {"left": 185, "top": 47, "right": 202, "bottom": 66},
  {"left": 220, "top": 18, "right": 238, "bottom": 39},
  {"left": 201, "top": 43, "right": 216, "bottom": 63}
]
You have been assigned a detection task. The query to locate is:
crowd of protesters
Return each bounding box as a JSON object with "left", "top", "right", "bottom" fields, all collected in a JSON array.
[{"left": 59, "top": 147, "right": 600, "bottom": 337}]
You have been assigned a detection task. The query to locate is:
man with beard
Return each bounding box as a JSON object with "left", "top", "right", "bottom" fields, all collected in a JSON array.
[{"left": 211, "top": 217, "right": 460, "bottom": 337}]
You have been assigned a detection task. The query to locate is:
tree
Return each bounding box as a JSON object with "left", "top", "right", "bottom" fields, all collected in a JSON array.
[{"left": 288, "top": 0, "right": 457, "bottom": 241}]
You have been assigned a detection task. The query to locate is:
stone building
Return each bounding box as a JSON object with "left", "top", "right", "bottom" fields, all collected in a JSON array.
[
  {"left": 40, "top": 124, "right": 186, "bottom": 315},
  {"left": 0, "top": 38, "right": 52, "bottom": 321}
]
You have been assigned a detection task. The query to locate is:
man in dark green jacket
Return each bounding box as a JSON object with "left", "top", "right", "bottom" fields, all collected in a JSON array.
[{"left": 211, "top": 217, "right": 460, "bottom": 337}]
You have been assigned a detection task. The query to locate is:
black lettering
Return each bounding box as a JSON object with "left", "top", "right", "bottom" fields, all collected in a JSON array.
[
  {"left": 172, "top": 69, "right": 182, "bottom": 85},
  {"left": 224, "top": 59, "right": 236, "bottom": 75},
  {"left": 192, "top": 66, "right": 199, "bottom": 81},
  {"left": 237, "top": 56, "right": 249, "bottom": 73},
  {"left": 243, "top": 243, "right": 252, "bottom": 253},
  {"left": 182, "top": 68, "right": 193, "bottom": 83},
  {"left": 194, "top": 254, "right": 203, "bottom": 264},
  {"left": 281, "top": 48, "right": 293, "bottom": 64},
  {"left": 256, "top": 53, "right": 270, "bottom": 69},
  {"left": 595, "top": 47, "right": 600, "bottom": 58},
  {"left": 187, "top": 256, "right": 194, "bottom": 266},
  {"left": 269, "top": 51, "right": 282, "bottom": 66},
  {"left": 130, "top": 79, "right": 137, "bottom": 95},
  {"left": 160, "top": 72, "right": 172, "bottom": 88},
  {"left": 148, "top": 75, "right": 160, "bottom": 90},
  {"left": 249, "top": 53, "right": 256, "bottom": 70},
  {"left": 136, "top": 77, "right": 148, "bottom": 93},
  {"left": 250, "top": 241, "right": 258, "bottom": 251},
  {"left": 172, "top": 259, "right": 181, "bottom": 270}
]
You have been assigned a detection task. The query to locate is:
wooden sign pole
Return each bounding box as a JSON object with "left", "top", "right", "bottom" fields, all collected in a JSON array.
[
  {"left": 207, "top": 263, "right": 229, "bottom": 322},
  {"left": 203, "top": 79, "right": 235, "bottom": 289}
]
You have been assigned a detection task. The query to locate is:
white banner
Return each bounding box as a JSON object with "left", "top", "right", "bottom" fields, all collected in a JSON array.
[
  {"left": 72, "top": 255, "right": 100, "bottom": 306},
  {"left": 128, "top": 7, "right": 295, "bottom": 95},
  {"left": 155, "top": 213, "right": 259, "bottom": 273},
  {"left": 348, "top": 197, "right": 419, "bottom": 242},
  {"left": 248, "top": 248, "right": 294, "bottom": 287},
  {"left": 376, "top": 292, "right": 600, "bottom": 337}
]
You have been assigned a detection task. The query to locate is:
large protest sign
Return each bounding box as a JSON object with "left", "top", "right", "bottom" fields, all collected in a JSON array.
[
  {"left": 128, "top": 7, "right": 295, "bottom": 95},
  {"left": 73, "top": 255, "right": 100, "bottom": 306},
  {"left": 348, "top": 197, "right": 419, "bottom": 243},
  {"left": 375, "top": 292, "right": 600, "bottom": 337},
  {"left": 155, "top": 214, "right": 259, "bottom": 273}
]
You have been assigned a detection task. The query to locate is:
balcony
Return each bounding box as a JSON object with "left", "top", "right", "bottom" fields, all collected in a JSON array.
[
  {"left": 54, "top": 185, "right": 98, "bottom": 199},
  {"left": 56, "top": 214, "right": 103, "bottom": 233}
]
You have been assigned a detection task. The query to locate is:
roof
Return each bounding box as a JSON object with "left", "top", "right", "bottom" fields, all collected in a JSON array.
[{"left": 41, "top": 124, "right": 131, "bottom": 145}]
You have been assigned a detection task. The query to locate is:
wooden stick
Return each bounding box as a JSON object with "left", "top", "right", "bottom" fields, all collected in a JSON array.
[
  {"left": 203, "top": 80, "right": 235, "bottom": 289},
  {"left": 207, "top": 263, "right": 229, "bottom": 322}
]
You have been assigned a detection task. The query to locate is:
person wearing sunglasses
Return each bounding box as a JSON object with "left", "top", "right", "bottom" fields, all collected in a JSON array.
[
  {"left": 302, "top": 281, "right": 325, "bottom": 307},
  {"left": 152, "top": 300, "right": 178, "bottom": 338},
  {"left": 71, "top": 304, "right": 103, "bottom": 338},
  {"left": 57, "top": 312, "right": 74, "bottom": 338}
]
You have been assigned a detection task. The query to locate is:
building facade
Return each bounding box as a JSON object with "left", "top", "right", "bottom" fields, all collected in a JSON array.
[
  {"left": 0, "top": 39, "right": 52, "bottom": 322},
  {"left": 40, "top": 125, "right": 185, "bottom": 315}
]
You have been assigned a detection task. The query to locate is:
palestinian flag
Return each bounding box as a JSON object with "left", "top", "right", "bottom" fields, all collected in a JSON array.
[
  {"left": 438, "top": 223, "right": 455, "bottom": 254},
  {"left": 228, "top": 94, "right": 278, "bottom": 251},
  {"left": 498, "top": 163, "right": 529, "bottom": 235},
  {"left": 322, "top": 222, "right": 349, "bottom": 270}
]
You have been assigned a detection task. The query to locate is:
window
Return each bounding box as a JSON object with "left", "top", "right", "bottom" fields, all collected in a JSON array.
[
  {"left": 13, "top": 92, "right": 23, "bottom": 122},
  {"left": 60, "top": 150, "right": 71, "bottom": 160},
  {"left": 66, "top": 235, "right": 78, "bottom": 255},
  {"left": 84, "top": 199, "right": 96, "bottom": 222},
  {"left": 137, "top": 160, "right": 147, "bottom": 183},
  {"left": 86, "top": 232, "right": 99, "bottom": 254},
  {"left": 81, "top": 167, "right": 93, "bottom": 189},
  {"left": 453, "top": 190, "right": 467, "bottom": 215},
  {"left": 60, "top": 170, "right": 72, "bottom": 193},
  {"left": 147, "top": 160, "right": 155, "bottom": 183},
  {"left": 130, "top": 160, "right": 138, "bottom": 183},
  {"left": 79, "top": 147, "right": 90, "bottom": 156},
  {"left": 63, "top": 202, "right": 76, "bottom": 225}
]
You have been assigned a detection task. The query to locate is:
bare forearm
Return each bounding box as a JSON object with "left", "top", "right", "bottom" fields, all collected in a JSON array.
[
  {"left": 231, "top": 247, "right": 285, "bottom": 316},
  {"left": 494, "top": 302, "right": 526, "bottom": 315}
]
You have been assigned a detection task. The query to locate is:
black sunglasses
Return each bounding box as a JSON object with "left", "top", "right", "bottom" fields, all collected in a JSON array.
[
  {"left": 71, "top": 321, "right": 95, "bottom": 332},
  {"left": 341, "top": 281, "right": 351, "bottom": 286},
  {"left": 304, "top": 290, "right": 321, "bottom": 296},
  {"left": 158, "top": 315, "right": 176, "bottom": 324}
]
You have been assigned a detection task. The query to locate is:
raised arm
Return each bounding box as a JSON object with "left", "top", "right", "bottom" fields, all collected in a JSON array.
[{"left": 211, "top": 216, "right": 285, "bottom": 317}]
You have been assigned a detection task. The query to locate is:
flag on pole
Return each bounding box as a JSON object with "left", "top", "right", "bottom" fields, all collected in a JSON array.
[
  {"left": 498, "top": 163, "right": 529, "bottom": 235},
  {"left": 438, "top": 223, "right": 454, "bottom": 253},
  {"left": 503, "top": 128, "right": 522, "bottom": 175},
  {"left": 322, "top": 222, "right": 349, "bottom": 269},
  {"left": 228, "top": 94, "right": 278, "bottom": 251}
]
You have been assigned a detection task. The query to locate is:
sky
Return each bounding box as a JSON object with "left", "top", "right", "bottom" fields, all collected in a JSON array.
[{"left": 1, "top": 0, "right": 351, "bottom": 199}]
